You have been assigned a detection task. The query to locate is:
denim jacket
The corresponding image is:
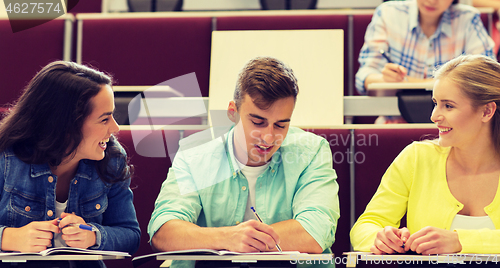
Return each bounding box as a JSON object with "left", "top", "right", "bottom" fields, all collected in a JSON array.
[{"left": 0, "top": 147, "right": 141, "bottom": 254}]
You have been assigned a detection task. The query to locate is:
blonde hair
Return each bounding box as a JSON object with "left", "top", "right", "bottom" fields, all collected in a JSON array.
[{"left": 434, "top": 54, "right": 500, "bottom": 151}]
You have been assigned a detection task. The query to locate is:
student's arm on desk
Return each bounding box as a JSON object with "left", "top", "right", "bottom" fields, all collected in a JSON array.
[
  {"left": 151, "top": 219, "right": 281, "bottom": 253},
  {"left": 2, "top": 219, "right": 60, "bottom": 252},
  {"left": 271, "top": 219, "right": 323, "bottom": 253},
  {"left": 151, "top": 219, "right": 323, "bottom": 254}
]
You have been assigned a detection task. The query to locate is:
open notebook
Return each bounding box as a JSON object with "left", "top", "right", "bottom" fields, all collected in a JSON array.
[
  {"left": 0, "top": 247, "right": 130, "bottom": 257},
  {"left": 133, "top": 249, "right": 301, "bottom": 261}
]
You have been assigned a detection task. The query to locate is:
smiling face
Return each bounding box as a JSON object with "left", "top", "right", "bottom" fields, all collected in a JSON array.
[
  {"left": 228, "top": 94, "right": 295, "bottom": 167},
  {"left": 431, "top": 77, "right": 489, "bottom": 148},
  {"left": 417, "top": 0, "right": 454, "bottom": 21},
  {"left": 74, "top": 84, "right": 119, "bottom": 161}
]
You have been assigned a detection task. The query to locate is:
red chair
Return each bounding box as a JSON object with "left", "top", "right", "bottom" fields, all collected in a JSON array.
[
  {"left": 306, "top": 129, "right": 352, "bottom": 261},
  {"left": 77, "top": 15, "right": 212, "bottom": 97},
  {"left": 353, "top": 128, "right": 438, "bottom": 220},
  {"left": 0, "top": 16, "right": 72, "bottom": 106}
]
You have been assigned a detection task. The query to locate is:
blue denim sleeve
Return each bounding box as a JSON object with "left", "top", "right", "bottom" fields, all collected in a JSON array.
[{"left": 90, "top": 149, "right": 141, "bottom": 254}]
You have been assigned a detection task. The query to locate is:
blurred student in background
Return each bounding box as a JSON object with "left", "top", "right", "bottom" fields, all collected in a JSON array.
[{"left": 356, "top": 0, "right": 494, "bottom": 123}]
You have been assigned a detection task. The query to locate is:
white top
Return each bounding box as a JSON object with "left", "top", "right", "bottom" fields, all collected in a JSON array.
[
  {"left": 54, "top": 200, "right": 68, "bottom": 247},
  {"left": 450, "top": 214, "right": 496, "bottom": 231},
  {"left": 235, "top": 158, "right": 270, "bottom": 222}
]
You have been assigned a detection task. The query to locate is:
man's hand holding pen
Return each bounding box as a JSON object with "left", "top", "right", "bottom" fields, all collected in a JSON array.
[{"left": 221, "top": 220, "right": 281, "bottom": 253}]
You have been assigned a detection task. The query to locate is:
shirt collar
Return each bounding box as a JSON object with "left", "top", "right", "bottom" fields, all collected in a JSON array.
[
  {"left": 408, "top": 1, "right": 419, "bottom": 32},
  {"left": 225, "top": 126, "right": 280, "bottom": 179}
]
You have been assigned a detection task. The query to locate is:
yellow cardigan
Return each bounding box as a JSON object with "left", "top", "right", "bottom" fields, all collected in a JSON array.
[{"left": 350, "top": 141, "right": 500, "bottom": 253}]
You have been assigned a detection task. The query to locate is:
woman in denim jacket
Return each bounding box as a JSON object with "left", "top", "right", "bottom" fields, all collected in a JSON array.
[{"left": 0, "top": 61, "right": 140, "bottom": 256}]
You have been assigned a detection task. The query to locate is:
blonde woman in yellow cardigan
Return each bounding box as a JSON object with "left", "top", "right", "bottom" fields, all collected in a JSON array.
[{"left": 351, "top": 54, "right": 500, "bottom": 255}]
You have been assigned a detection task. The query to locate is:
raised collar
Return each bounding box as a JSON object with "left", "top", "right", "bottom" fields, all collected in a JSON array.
[{"left": 30, "top": 160, "right": 93, "bottom": 181}]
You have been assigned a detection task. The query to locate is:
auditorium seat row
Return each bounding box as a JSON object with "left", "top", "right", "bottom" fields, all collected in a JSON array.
[
  {"left": 0, "top": 9, "right": 492, "bottom": 106},
  {"left": 108, "top": 126, "right": 437, "bottom": 268}
]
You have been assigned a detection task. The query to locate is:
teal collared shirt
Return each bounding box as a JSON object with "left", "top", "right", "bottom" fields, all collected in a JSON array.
[{"left": 148, "top": 126, "right": 339, "bottom": 267}]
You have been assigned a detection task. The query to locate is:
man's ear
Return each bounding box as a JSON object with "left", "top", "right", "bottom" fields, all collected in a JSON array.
[
  {"left": 227, "top": 101, "right": 239, "bottom": 123},
  {"left": 482, "top": 102, "right": 497, "bottom": 122}
]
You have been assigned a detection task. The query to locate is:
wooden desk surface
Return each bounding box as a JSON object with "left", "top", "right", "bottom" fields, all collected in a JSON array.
[
  {"left": 367, "top": 82, "right": 435, "bottom": 91},
  {"left": 0, "top": 254, "right": 126, "bottom": 262},
  {"left": 158, "top": 253, "right": 333, "bottom": 267},
  {"left": 345, "top": 252, "right": 500, "bottom": 267},
  {"left": 158, "top": 253, "right": 331, "bottom": 261}
]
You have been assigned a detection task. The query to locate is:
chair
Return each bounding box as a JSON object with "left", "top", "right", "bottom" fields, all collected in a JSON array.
[
  {"left": 353, "top": 128, "right": 438, "bottom": 220},
  {"left": 0, "top": 15, "right": 73, "bottom": 107},
  {"left": 68, "top": 0, "right": 102, "bottom": 13},
  {"left": 76, "top": 14, "right": 212, "bottom": 97},
  {"left": 306, "top": 129, "right": 352, "bottom": 261},
  {"left": 107, "top": 128, "right": 199, "bottom": 268},
  {"left": 351, "top": 12, "right": 377, "bottom": 124}
]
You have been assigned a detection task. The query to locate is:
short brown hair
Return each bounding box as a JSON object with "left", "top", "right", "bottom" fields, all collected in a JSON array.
[{"left": 234, "top": 57, "right": 298, "bottom": 110}]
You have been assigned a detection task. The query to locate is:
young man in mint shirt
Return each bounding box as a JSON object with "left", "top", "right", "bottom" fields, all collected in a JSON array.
[{"left": 148, "top": 57, "right": 340, "bottom": 267}]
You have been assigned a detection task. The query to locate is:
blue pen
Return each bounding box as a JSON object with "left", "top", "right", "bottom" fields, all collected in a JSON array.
[
  {"left": 58, "top": 218, "right": 98, "bottom": 232},
  {"left": 379, "top": 49, "right": 392, "bottom": 63},
  {"left": 250, "top": 207, "right": 282, "bottom": 253},
  {"left": 380, "top": 49, "right": 408, "bottom": 81}
]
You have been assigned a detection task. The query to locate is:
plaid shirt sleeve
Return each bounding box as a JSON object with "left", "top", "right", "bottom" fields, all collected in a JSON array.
[{"left": 355, "top": 6, "right": 389, "bottom": 94}]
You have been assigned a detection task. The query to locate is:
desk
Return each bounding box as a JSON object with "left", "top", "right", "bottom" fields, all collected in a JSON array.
[
  {"left": 366, "top": 82, "right": 435, "bottom": 123},
  {"left": 345, "top": 252, "right": 500, "bottom": 267},
  {"left": 367, "top": 82, "right": 435, "bottom": 91},
  {"left": 0, "top": 255, "right": 125, "bottom": 262},
  {"left": 157, "top": 254, "right": 333, "bottom": 267}
]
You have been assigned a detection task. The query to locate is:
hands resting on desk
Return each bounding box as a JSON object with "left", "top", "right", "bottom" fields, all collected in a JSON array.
[
  {"left": 1, "top": 212, "right": 96, "bottom": 253},
  {"left": 371, "top": 226, "right": 462, "bottom": 255}
]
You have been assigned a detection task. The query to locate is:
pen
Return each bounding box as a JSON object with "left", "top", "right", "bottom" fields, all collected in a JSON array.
[
  {"left": 58, "top": 218, "right": 98, "bottom": 232},
  {"left": 379, "top": 49, "right": 392, "bottom": 63},
  {"left": 250, "top": 207, "right": 282, "bottom": 253},
  {"left": 380, "top": 49, "right": 408, "bottom": 81}
]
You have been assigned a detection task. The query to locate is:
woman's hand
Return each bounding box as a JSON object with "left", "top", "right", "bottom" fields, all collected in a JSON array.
[
  {"left": 371, "top": 226, "right": 410, "bottom": 254},
  {"left": 404, "top": 226, "right": 462, "bottom": 254},
  {"left": 58, "top": 212, "right": 96, "bottom": 249},
  {"left": 381, "top": 63, "right": 407, "bottom": 82},
  {"left": 1, "top": 219, "right": 60, "bottom": 252}
]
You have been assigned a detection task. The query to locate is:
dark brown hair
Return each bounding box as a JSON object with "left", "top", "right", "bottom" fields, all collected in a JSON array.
[
  {"left": 0, "top": 61, "right": 131, "bottom": 184},
  {"left": 234, "top": 57, "right": 298, "bottom": 110}
]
